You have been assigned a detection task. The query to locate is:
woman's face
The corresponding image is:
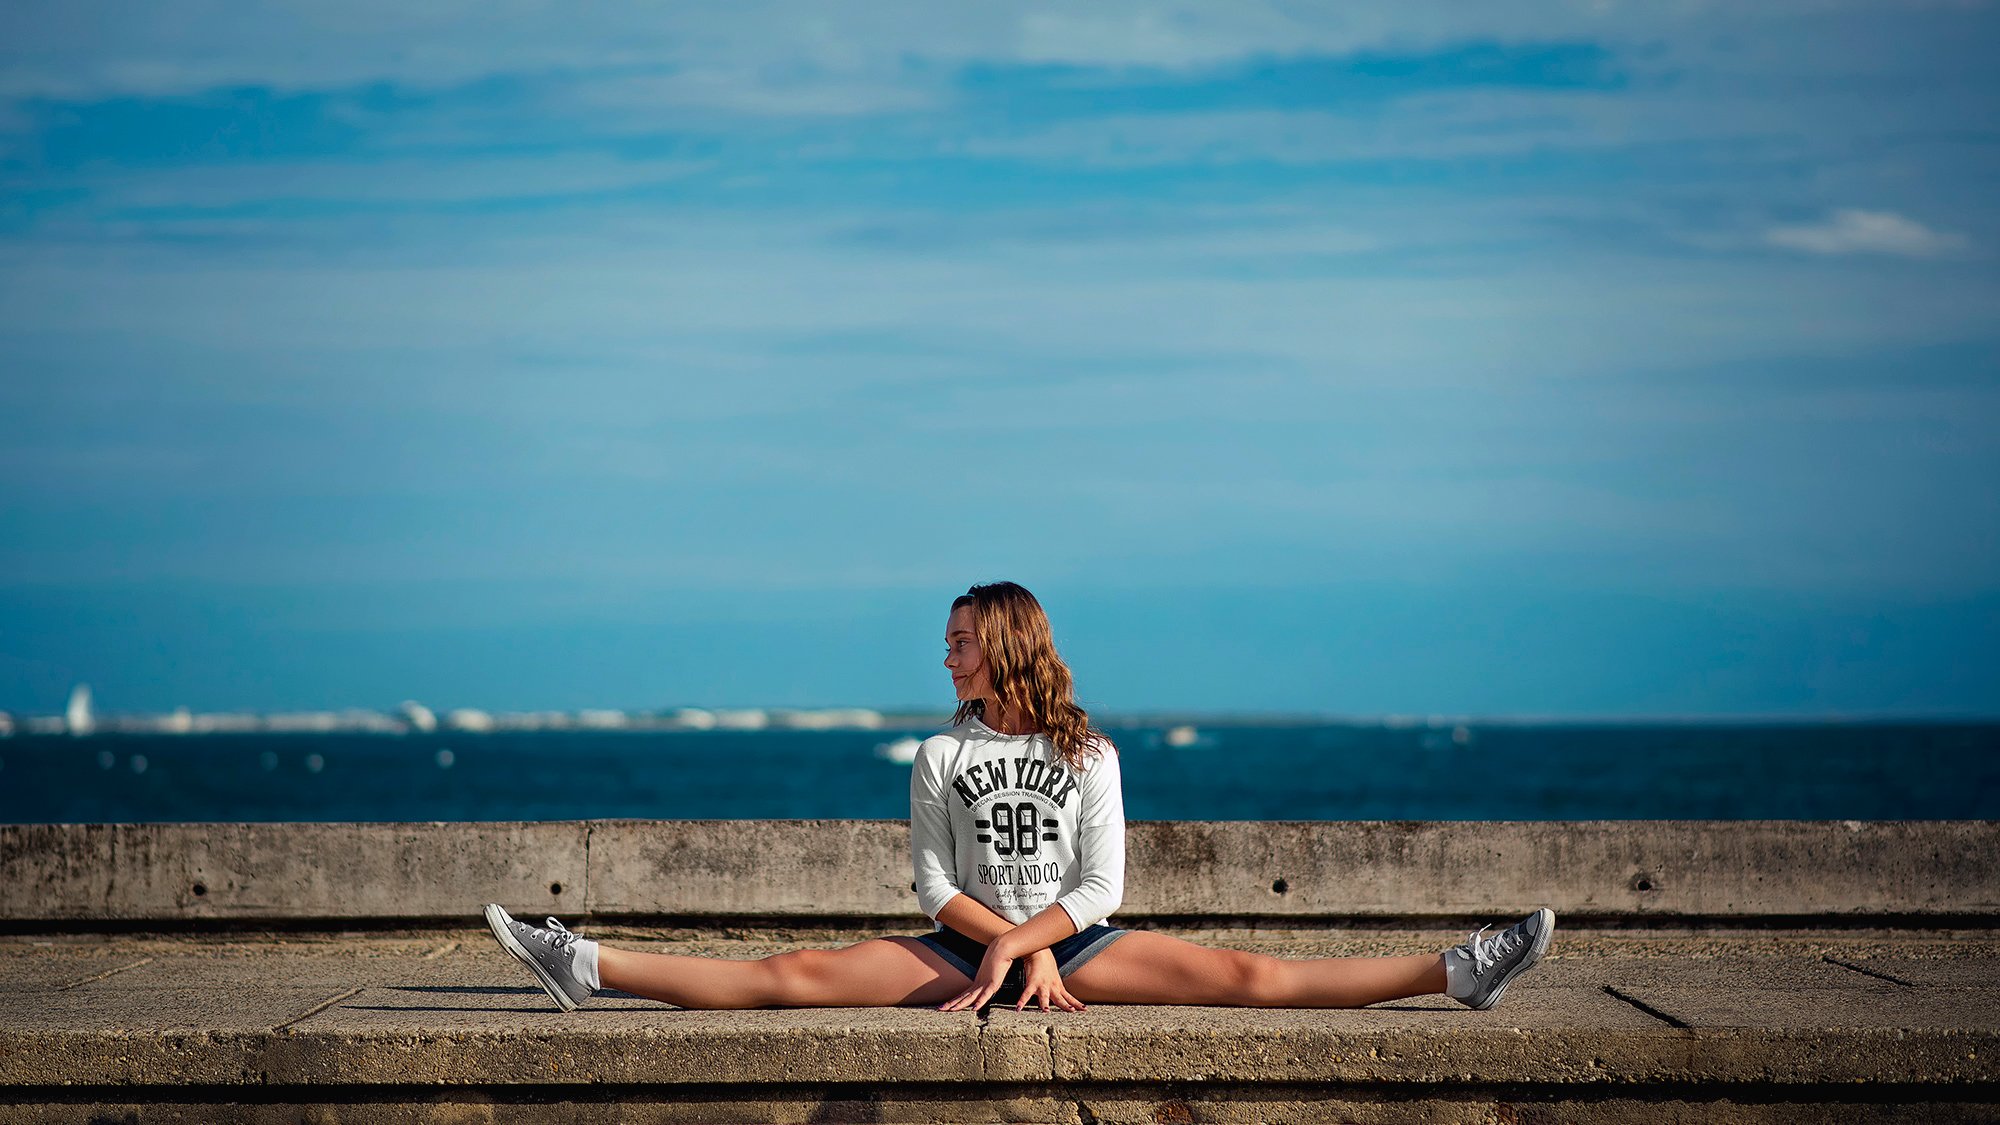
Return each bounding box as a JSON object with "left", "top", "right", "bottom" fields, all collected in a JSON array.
[{"left": 944, "top": 604, "right": 993, "bottom": 705}]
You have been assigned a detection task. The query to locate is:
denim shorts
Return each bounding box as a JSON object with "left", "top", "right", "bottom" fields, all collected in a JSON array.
[{"left": 914, "top": 923, "right": 1127, "bottom": 1005}]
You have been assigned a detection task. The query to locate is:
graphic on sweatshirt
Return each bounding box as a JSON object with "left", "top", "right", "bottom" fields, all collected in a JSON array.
[{"left": 950, "top": 755, "right": 1080, "bottom": 910}]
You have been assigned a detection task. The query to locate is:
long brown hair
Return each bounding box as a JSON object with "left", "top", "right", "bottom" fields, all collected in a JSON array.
[{"left": 949, "top": 581, "right": 1104, "bottom": 772}]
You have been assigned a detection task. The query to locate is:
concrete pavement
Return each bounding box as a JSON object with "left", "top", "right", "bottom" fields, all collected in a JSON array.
[{"left": 3, "top": 923, "right": 1996, "bottom": 1122}]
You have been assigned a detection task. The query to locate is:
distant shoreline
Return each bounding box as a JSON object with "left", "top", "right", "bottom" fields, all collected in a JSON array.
[{"left": 3, "top": 708, "right": 1993, "bottom": 739}]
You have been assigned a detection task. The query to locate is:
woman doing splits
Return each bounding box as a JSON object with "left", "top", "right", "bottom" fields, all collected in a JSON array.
[{"left": 484, "top": 581, "right": 1554, "bottom": 1014}]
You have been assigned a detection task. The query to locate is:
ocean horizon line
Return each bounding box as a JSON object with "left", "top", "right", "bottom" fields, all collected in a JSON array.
[{"left": 5, "top": 700, "right": 1995, "bottom": 740}]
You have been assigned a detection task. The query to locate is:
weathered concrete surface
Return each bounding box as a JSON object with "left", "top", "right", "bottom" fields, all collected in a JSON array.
[
  {"left": 1122, "top": 819, "right": 2000, "bottom": 920},
  {"left": 0, "top": 821, "right": 585, "bottom": 922},
  {"left": 7, "top": 1095, "right": 2000, "bottom": 1125},
  {"left": 6, "top": 819, "right": 1997, "bottom": 924},
  {"left": 0, "top": 926, "right": 1995, "bottom": 1124},
  {"left": 587, "top": 819, "right": 911, "bottom": 918}
]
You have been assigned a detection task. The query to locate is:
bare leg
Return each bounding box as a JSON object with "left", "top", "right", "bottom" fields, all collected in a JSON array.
[
  {"left": 597, "top": 936, "right": 971, "bottom": 1009},
  {"left": 1065, "top": 932, "right": 1448, "bottom": 1008}
]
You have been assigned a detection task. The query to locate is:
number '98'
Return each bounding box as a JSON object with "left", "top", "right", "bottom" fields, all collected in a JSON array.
[{"left": 989, "top": 801, "right": 1041, "bottom": 856}]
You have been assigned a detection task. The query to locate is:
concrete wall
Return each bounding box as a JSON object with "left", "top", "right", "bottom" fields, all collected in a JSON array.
[{"left": 4, "top": 820, "right": 1995, "bottom": 924}]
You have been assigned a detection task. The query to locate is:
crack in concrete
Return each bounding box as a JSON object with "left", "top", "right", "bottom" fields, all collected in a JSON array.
[
  {"left": 56, "top": 957, "right": 153, "bottom": 991},
  {"left": 1823, "top": 955, "right": 1918, "bottom": 987},
  {"left": 272, "top": 986, "right": 364, "bottom": 1032},
  {"left": 1601, "top": 984, "right": 1690, "bottom": 1029},
  {"left": 974, "top": 1004, "right": 991, "bottom": 1079},
  {"left": 421, "top": 940, "right": 460, "bottom": 960}
]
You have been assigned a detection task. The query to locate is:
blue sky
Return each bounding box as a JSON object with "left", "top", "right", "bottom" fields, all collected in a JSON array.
[{"left": 2, "top": 2, "right": 1996, "bottom": 718}]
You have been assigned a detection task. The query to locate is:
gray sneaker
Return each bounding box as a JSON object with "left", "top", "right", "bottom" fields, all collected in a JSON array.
[
  {"left": 1447, "top": 907, "right": 1555, "bottom": 1010},
  {"left": 484, "top": 903, "right": 593, "bottom": 1012}
]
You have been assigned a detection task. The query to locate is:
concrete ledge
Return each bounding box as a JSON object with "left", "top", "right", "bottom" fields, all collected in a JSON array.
[
  {"left": 4, "top": 820, "right": 1996, "bottom": 924},
  {"left": 587, "top": 820, "right": 909, "bottom": 918},
  {"left": 8, "top": 1087, "right": 2000, "bottom": 1125},
  {"left": 2, "top": 927, "right": 1997, "bottom": 1123},
  {"left": 3, "top": 1022, "right": 1993, "bottom": 1088},
  {"left": 1124, "top": 820, "right": 2000, "bottom": 921},
  {"left": 1, "top": 822, "right": 587, "bottom": 923}
]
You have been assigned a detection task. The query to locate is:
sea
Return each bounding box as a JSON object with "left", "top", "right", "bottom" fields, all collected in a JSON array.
[{"left": 3, "top": 720, "right": 1995, "bottom": 823}]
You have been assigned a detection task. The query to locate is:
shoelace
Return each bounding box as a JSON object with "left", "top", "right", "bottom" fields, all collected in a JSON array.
[
  {"left": 1464, "top": 922, "right": 1524, "bottom": 973},
  {"left": 536, "top": 917, "right": 580, "bottom": 953}
]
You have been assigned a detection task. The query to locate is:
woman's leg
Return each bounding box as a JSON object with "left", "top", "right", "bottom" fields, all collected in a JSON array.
[
  {"left": 597, "top": 936, "right": 971, "bottom": 1009},
  {"left": 1064, "top": 932, "right": 1447, "bottom": 1008}
]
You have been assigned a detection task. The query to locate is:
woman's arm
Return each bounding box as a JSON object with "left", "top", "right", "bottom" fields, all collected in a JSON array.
[
  {"left": 983, "top": 902, "right": 1079, "bottom": 961},
  {"left": 909, "top": 739, "right": 964, "bottom": 921},
  {"left": 1050, "top": 740, "right": 1126, "bottom": 933},
  {"left": 938, "top": 893, "right": 1076, "bottom": 949}
]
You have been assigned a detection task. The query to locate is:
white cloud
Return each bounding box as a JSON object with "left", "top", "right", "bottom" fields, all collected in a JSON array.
[
  {"left": 1764, "top": 208, "right": 1970, "bottom": 258},
  {"left": 6, "top": 193, "right": 1993, "bottom": 415},
  {"left": 564, "top": 70, "right": 939, "bottom": 119},
  {"left": 40, "top": 153, "right": 711, "bottom": 213},
  {"left": 946, "top": 98, "right": 1663, "bottom": 169},
  {"left": 0, "top": 0, "right": 1964, "bottom": 103}
]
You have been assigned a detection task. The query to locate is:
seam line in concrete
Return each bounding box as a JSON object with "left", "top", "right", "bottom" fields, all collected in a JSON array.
[
  {"left": 1823, "top": 955, "right": 1919, "bottom": 987},
  {"left": 273, "top": 986, "right": 364, "bottom": 1032},
  {"left": 582, "top": 821, "right": 597, "bottom": 917},
  {"left": 56, "top": 957, "right": 153, "bottom": 991},
  {"left": 1602, "top": 984, "right": 1690, "bottom": 1029},
  {"left": 421, "top": 941, "right": 460, "bottom": 960}
]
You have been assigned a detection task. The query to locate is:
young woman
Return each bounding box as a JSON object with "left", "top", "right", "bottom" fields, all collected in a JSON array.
[{"left": 484, "top": 581, "right": 1554, "bottom": 1013}]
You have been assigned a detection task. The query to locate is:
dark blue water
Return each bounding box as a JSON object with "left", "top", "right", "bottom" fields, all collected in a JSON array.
[{"left": 4, "top": 722, "right": 1995, "bottom": 823}]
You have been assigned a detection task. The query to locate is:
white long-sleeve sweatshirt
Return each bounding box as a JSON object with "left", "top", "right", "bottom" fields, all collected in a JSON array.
[{"left": 909, "top": 717, "right": 1126, "bottom": 932}]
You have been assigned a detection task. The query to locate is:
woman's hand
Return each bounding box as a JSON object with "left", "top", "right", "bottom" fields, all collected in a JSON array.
[
  {"left": 938, "top": 942, "right": 1015, "bottom": 1012},
  {"left": 939, "top": 947, "right": 1083, "bottom": 1013},
  {"left": 1015, "top": 947, "right": 1085, "bottom": 1012}
]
